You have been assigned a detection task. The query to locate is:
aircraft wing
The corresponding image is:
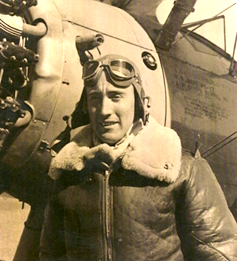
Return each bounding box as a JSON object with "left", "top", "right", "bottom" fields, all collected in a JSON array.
[
  {"left": 98, "top": 0, "right": 165, "bottom": 39},
  {"left": 99, "top": 0, "right": 198, "bottom": 49},
  {"left": 101, "top": 0, "right": 163, "bottom": 19}
]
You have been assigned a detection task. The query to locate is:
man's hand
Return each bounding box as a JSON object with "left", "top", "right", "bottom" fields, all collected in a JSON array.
[{"left": 84, "top": 144, "right": 116, "bottom": 172}]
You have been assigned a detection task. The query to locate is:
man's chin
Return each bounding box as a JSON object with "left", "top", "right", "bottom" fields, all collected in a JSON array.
[{"left": 99, "top": 133, "right": 121, "bottom": 146}]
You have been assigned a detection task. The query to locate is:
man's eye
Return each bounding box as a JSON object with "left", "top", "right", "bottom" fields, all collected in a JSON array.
[{"left": 110, "top": 94, "right": 122, "bottom": 101}]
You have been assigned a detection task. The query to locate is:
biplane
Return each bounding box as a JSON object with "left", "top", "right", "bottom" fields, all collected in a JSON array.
[{"left": 0, "top": 0, "right": 236, "bottom": 259}]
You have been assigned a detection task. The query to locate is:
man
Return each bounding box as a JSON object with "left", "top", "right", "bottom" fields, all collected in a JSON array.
[{"left": 40, "top": 54, "right": 237, "bottom": 260}]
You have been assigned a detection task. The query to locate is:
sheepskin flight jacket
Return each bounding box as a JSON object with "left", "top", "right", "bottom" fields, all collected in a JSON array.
[{"left": 40, "top": 118, "right": 237, "bottom": 261}]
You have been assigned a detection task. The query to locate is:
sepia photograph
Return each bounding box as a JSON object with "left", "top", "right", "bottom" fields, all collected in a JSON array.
[{"left": 0, "top": 0, "right": 237, "bottom": 260}]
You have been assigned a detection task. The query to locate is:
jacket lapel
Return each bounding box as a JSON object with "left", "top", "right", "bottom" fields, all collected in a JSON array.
[{"left": 49, "top": 118, "right": 182, "bottom": 183}]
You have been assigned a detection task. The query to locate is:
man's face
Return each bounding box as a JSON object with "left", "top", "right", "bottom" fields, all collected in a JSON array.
[{"left": 86, "top": 71, "right": 135, "bottom": 145}]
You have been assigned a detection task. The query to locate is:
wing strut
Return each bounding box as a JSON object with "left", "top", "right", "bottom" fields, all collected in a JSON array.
[{"left": 155, "top": 0, "right": 197, "bottom": 50}]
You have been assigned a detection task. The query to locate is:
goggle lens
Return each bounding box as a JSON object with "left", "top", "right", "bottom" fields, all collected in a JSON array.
[
  {"left": 109, "top": 60, "right": 135, "bottom": 80},
  {"left": 83, "top": 61, "right": 100, "bottom": 80}
]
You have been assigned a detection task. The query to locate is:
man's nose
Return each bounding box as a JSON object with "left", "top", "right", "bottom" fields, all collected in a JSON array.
[{"left": 100, "top": 97, "right": 112, "bottom": 115}]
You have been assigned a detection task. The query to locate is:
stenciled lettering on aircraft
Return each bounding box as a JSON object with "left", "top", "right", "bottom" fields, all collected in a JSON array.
[{"left": 172, "top": 72, "right": 229, "bottom": 122}]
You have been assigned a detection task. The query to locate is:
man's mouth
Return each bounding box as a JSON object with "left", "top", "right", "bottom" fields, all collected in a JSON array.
[{"left": 100, "top": 122, "right": 117, "bottom": 127}]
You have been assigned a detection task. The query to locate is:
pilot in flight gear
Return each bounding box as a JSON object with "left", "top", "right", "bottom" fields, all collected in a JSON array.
[{"left": 40, "top": 54, "right": 237, "bottom": 261}]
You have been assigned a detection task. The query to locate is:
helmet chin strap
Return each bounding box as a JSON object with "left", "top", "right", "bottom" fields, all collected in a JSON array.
[
  {"left": 132, "top": 80, "right": 151, "bottom": 125},
  {"left": 143, "top": 96, "right": 151, "bottom": 125}
]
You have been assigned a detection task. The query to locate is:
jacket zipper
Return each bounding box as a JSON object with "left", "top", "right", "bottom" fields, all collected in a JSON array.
[
  {"left": 102, "top": 156, "right": 123, "bottom": 260},
  {"left": 103, "top": 169, "right": 113, "bottom": 261}
]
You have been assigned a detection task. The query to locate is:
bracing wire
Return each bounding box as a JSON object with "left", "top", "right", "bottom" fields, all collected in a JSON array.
[
  {"left": 172, "top": 2, "right": 236, "bottom": 46},
  {"left": 202, "top": 130, "right": 237, "bottom": 158}
]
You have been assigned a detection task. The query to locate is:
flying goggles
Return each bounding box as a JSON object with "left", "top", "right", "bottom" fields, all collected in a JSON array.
[{"left": 82, "top": 56, "right": 141, "bottom": 87}]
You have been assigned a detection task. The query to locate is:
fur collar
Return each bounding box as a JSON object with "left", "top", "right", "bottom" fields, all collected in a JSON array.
[{"left": 49, "top": 117, "right": 182, "bottom": 183}]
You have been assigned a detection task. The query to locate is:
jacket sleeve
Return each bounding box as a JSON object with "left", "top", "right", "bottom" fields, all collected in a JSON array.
[
  {"left": 176, "top": 154, "right": 237, "bottom": 261},
  {"left": 40, "top": 181, "right": 67, "bottom": 261}
]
